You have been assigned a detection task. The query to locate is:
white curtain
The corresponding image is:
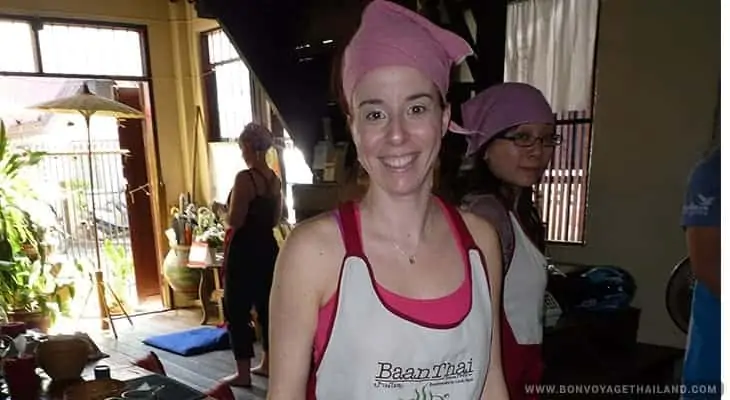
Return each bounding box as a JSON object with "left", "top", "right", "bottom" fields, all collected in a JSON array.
[{"left": 504, "top": 0, "right": 599, "bottom": 113}]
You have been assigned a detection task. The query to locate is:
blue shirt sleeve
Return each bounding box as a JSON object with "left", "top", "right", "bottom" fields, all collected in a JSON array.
[{"left": 681, "top": 149, "right": 720, "bottom": 227}]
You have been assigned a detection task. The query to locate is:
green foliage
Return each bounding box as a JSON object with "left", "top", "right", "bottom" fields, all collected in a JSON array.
[
  {"left": 0, "top": 120, "right": 76, "bottom": 321},
  {"left": 103, "top": 239, "right": 134, "bottom": 307},
  {"left": 0, "top": 120, "right": 46, "bottom": 255}
]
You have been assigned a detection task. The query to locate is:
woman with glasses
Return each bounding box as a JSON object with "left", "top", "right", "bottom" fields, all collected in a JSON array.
[{"left": 453, "top": 82, "right": 559, "bottom": 400}]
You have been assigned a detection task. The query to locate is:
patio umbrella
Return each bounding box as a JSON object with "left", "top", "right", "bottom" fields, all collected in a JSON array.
[{"left": 28, "top": 82, "right": 143, "bottom": 338}]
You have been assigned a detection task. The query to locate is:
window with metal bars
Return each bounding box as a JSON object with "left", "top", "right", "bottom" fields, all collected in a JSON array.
[
  {"left": 536, "top": 110, "right": 592, "bottom": 244},
  {"left": 199, "top": 28, "right": 253, "bottom": 141}
]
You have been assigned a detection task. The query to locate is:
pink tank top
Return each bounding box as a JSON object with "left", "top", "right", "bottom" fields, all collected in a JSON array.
[{"left": 312, "top": 198, "right": 473, "bottom": 364}]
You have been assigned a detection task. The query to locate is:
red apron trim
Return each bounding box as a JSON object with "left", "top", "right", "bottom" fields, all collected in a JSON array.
[
  {"left": 336, "top": 201, "right": 365, "bottom": 257},
  {"left": 437, "top": 196, "right": 477, "bottom": 249},
  {"left": 307, "top": 202, "right": 359, "bottom": 400},
  {"left": 501, "top": 310, "right": 543, "bottom": 400}
]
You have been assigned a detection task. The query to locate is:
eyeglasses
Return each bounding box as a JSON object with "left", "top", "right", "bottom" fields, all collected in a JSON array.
[{"left": 500, "top": 132, "right": 563, "bottom": 147}]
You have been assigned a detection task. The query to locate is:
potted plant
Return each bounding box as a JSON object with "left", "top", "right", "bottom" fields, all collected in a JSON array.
[
  {"left": 0, "top": 121, "right": 45, "bottom": 248},
  {"left": 162, "top": 200, "right": 226, "bottom": 300},
  {"left": 0, "top": 121, "right": 76, "bottom": 331},
  {"left": 163, "top": 202, "right": 200, "bottom": 300},
  {"left": 0, "top": 256, "right": 76, "bottom": 332},
  {"left": 195, "top": 207, "right": 225, "bottom": 251}
]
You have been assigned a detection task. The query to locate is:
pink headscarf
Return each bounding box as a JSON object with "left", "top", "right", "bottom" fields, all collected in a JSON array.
[
  {"left": 341, "top": 0, "right": 472, "bottom": 106},
  {"left": 451, "top": 82, "right": 556, "bottom": 156}
]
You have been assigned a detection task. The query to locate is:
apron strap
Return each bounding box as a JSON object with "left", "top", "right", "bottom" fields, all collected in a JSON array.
[
  {"left": 438, "top": 197, "right": 477, "bottom": 249},
  {"left": 438, "top": 197, "right": 492, "bottom": 289},
  {"left": 336, "top": 201, "right": 365, "bottom": 257}
]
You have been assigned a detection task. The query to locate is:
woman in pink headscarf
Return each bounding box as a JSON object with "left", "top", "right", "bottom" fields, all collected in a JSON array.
[
  {"left": 267, "top": 1, "right": 508, "bottom": 399},
  {"left": 455, "top": 82, "right": 559, "bottom": 400}
]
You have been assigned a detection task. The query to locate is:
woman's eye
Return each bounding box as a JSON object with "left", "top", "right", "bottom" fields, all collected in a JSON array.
[
  {"left": 409, "top": 105, "right": 427, "bottom": 115},
  {"left": 514, "top": 132, "right": 531, "bottom": 141},
  {"left": 365, "top": 110, "right": 385, "bottom": 121}
]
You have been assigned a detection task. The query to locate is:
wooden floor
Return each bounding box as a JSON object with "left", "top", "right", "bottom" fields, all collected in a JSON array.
[{"left": 86, "top": 309, "right": 267, "bottom": 400}]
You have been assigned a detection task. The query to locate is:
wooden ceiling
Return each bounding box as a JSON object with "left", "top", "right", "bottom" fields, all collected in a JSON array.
[{"left": 192, "top": 0, "right": 507, "bottom": 165}]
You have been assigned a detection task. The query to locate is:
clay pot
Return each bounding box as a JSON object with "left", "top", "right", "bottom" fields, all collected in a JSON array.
[
  {"left": 36, "top": 336, "right": 90, "bottom": 382},
  {"left": 162, "top": 245, "right": 200, "bottom": 300}
]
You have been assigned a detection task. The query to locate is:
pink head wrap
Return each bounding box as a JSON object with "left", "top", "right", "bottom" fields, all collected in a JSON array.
[
  {"left": 341, "top": 0, "right": 473, "bottom": 106},
  {"left": 451, "top": 82, "right": 556, "bottom": 156}
]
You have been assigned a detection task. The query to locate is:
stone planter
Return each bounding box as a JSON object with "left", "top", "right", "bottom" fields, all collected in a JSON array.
[{"left": 162, "top": 245, "right": 200, "bottom": 301}]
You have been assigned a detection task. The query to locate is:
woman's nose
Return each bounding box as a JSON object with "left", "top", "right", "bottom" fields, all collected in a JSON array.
[
  {"left": 525, "top": 140, "right": 545, "bottom": 158},
  {"left": 385, "top": 116, "right": 408, "bottom": 144}
]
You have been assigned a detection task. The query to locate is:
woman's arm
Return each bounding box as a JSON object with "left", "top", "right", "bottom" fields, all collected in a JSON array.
[
  {"left": 681, "top": 154, "right": 721, "bottom": 298},
  {"left": 268, "top": 217, "right": 337, "bottom": 400},
  {"left": 226, "top": 171, "right": 253, "bottom": 230},
  {"left": 462, "top": 212, "right": 509, "bottom": 399},
  {"left": 686, "top": 227, "right": 721, "bottom": 297}
]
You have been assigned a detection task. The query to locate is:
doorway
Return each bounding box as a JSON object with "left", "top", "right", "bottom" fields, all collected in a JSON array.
[
  {"left": 115, "top": 85, "right": 161, "bottom": 309},
  {"left": 0, "top": 76, "right": 164, "bottom": 318},
  {"left": 0, "top": 17, "right": 166, "bottom": 330}
]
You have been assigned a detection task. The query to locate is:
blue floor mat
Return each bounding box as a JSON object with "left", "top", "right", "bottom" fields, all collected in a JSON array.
[{"left": 143, "top": 326, "right": 230, "bottom": 356}]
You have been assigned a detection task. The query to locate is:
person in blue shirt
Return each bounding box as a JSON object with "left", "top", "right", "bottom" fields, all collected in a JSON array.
[{"left": 680, "top": 145, "right": 720, "bottom": 398}]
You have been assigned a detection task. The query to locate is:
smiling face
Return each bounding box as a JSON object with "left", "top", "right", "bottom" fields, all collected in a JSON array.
[
  {"left": 484, "top": 123, "right": 557, "bottom": 188},
  {"left": 349, "top": 66, "right": 450, "bottom": 197}
]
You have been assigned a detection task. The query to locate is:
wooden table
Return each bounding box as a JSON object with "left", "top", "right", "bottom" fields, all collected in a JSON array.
[
  {"left": 189, "top": 254, "right": 224, "bottom": 325},
  {"left": 3, "top": 364, "right": 216, "bottom": 399}
]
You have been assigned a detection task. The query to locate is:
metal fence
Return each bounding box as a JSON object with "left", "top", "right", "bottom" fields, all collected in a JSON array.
[{"left": 22, "top": 140, "right": 132, "bottom": 277}]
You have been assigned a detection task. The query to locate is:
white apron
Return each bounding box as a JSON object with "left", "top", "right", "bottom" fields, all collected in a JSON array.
[
  {"left": 312, "top": 201, "right": 494, "bottom": 400},
  {"left": 503, "top": 212, "right": 548, "bottom": 345},
  {"left": 500, "top": 213, "right": 548, "bottom": 399}
]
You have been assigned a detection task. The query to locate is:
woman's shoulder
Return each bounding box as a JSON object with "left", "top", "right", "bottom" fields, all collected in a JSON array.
[
  {"left": 277, "top": 210, "right": 345, "bottom": 272},
  {"left": 457, "top": 208, "right": 501, "bottom": 261},
  {"left": 289, "top": 211, "right": 341, "bottom": 243},
  {"left": 456, "top": 209, "right": 504, "bottom": 281},
  {"left": 233, "top": 169, "right": 253, "bottom": 186},
  {"left": 458, "top": 196, "right": 516, "bottom": 270},
  {"left": 460, "top": 193, "right": 505, "bottom": 216},
  {"left": 458, "top": 209, "right": 499, "bottom": 241}
]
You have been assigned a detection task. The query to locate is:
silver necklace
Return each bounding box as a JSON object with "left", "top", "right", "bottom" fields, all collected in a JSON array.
[
  {"left": 381, "top": 203, "right": 431, "bottom": 265},
  {"left": 392, "top": 242, "right": 417, "bottom": 265}
]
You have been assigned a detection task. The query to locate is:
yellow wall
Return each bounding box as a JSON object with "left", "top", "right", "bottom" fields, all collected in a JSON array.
[
  {"left": 1, "top": 0, "right": 218, "bottom": 196},
  {"left": 0, "top": 0, "right": 215, "bottom": 305},
  {"left": 548, "top": 0, "right": 719, "bottom": 348},
  {"left": 3, "top": 0, "right": 719, "bottom": 346}
]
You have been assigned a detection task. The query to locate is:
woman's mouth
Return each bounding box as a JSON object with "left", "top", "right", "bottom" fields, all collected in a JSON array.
[{"left": 379, "top": 153, "right": 418, "bottom": 171}]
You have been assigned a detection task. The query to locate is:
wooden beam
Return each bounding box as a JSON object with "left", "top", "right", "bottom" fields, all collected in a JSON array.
[
  {"left": 440, "top": 0, "right": 482, "bottom": 86},
  {"left": 194, "top": 0, "right": 327, "bottom": 165},
  {"left": 469, "top": 0, "right": 507, "bottom": 90}
]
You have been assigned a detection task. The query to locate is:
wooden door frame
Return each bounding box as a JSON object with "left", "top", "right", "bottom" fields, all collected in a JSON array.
[{"left": 114, "top": 83, "right": 171, "bottom": 309}]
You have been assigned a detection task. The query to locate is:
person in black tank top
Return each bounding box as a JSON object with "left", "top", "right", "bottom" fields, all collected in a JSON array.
[{"left": 223, "top": 123, "right": 282, "bottom": 387}]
